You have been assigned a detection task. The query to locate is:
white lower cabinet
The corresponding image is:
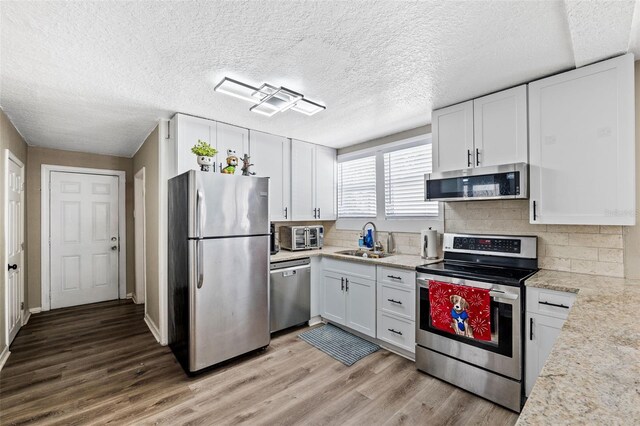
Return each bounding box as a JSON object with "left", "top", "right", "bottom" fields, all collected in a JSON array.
[
  {"left": 321, "top": 260, "right": 376, "bottom": 338},
  {"left": 525, "top": 287, "right": 576, "bottom": 396},
  {"left": 377, "top": 312, "right": 415, "bottom": 352},
  {"left": 376, "top": 267, "right": 416, "bottom": 354}
]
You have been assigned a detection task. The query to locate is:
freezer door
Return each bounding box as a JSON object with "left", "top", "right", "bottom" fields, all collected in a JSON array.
[
  {"left": 189, "top": 235, "right": 270, "bottom": 371},
  {"left": 190, "top": 171, "right": 269, "bottom": 238}
]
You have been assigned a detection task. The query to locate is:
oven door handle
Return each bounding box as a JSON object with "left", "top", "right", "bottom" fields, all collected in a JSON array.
[
  {"left": 489, "top": 290, "right": 518, "bottom": 300},
  {"left": 418, "top": 278, "right": 518, "bottom": 300}
]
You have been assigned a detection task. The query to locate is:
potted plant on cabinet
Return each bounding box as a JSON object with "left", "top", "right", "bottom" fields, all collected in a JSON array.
[{"left": 191, "top": 139, "right": 218, "bottom": 172}]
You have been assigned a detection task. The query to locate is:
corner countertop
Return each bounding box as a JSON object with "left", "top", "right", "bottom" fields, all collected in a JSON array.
[
  {"left": 518, "top": 269, "right": 640, "bottom": 425},
  {"left": 270, "top": 245, "right": 441, "bottom": 271}
]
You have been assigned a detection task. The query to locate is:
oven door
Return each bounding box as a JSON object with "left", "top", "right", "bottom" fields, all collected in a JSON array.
[{"left": 416, "top": 273, "right": 522, "bottom": 380}]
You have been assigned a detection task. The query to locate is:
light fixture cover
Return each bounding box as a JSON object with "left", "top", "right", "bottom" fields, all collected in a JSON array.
[{"left": 214, "top": 77, "right": 325, "bottom": 117}]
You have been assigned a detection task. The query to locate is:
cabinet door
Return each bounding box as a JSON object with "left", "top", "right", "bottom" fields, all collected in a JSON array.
[
  {"left": 525, "top": 312, "right": 565, "bottom": 396},
  {"left": 216, "top": 122, "right": 249, "bottom": 174},
  {"left": 473, "top": 85, "right": 527, "bottom": 168},
  {"left": 322, "top": 271, "right": 346, "bottom": 325},
  {"left": 291, "top": 139, "right": 316, "bottom": 220},
  {"left": 345, "top": 276, "right": 376, "bottom": 337},
  {"left": 431, "top": 101, "right": 474, "bottom": 173},
  {"left": 175, "top": 114, "right": 215, "bottom": 176},
  {"left": 315, "top": 145, "right": 336, "bottom": 220},
  {"left": 250, "top": 131, "right": 291, "bottom": 221},
  {"left": 529, "top": 54, "right": 635, "bottom": 225}
]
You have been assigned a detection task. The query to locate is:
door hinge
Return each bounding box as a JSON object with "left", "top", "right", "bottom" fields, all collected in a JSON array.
[
  {"left": 21, "top": 302, "right": 24, "bottom": 310},
  {"left": 166, "top": 121, "right": 171, "bottom": 139}
]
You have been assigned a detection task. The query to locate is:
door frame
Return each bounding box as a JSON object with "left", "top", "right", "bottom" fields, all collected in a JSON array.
[
  {"left": 41, "top": 165, "right": 126, "bottom": 311},
  {"left": 4, "top": 149, "right": 25, "bottom": 346},
  {"left": 133, "top": 167, "right": 146, "bottom": 305}
]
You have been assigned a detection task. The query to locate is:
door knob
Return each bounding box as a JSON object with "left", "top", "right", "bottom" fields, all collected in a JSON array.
[
  {"left": 8, "top": 264, "right": 17, "bottom": 270},
  {"left": 111, "top": 246, "right": 118, "bottom": 251}
]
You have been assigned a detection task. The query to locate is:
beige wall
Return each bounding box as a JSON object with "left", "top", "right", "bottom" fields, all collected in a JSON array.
[
  {"left": 133, "top": 126, "right": 160, "bottom": 326},
  {"left": 0, "top": 109, "right": 28, "bottom": 356},
  {"left": 26, "top": 146, "right": 134, "bottom": 308},
  {"left": 623, "top": 60, "right": 640, "bottom": 279}
]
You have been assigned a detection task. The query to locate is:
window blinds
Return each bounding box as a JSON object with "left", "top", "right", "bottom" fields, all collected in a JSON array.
[
  {"left": 384, "top": 144, "right": 439, "bottom": 217},
  {"left": 337, "top": 155, "right": 377, "bottom": 218}
]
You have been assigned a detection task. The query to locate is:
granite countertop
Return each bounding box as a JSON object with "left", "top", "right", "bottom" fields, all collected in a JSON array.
[
  {"left": 518, "top": 269, "right": 640, "bottom": 425},
  {"left": 270, "top": 245, "right": 442, "bottom": 270}
]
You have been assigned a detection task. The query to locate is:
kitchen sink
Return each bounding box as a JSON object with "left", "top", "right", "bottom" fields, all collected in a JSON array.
[{"left": 336, "top": 249, "right": 393, "bottom": 259}]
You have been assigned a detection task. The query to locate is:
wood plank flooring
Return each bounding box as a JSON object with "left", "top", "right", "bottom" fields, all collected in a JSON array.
[{"left": 0, "top": 300, "right": 518, "bottom": 425}]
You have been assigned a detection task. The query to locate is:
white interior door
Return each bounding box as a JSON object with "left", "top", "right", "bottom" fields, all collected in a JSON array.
[
  {"left": 6, "top": 154, "right": 24, "bottom": 344},
  {"left": 50, "top": 172, "right": 120, "bottom": 309}
]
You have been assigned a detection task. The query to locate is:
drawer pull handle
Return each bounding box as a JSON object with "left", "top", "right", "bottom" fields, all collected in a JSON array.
[
  {"left": 387, "top": 275, "right": 402, "bottom": 280},
  {"left": 538, "top": 300, "right": 569, "bottom": 309},
  {"left": 387, "top": 298, "right": 402, "bottom": 305},
  {"left": 388, "top": 328, "right": 403, "bottom": 336}
]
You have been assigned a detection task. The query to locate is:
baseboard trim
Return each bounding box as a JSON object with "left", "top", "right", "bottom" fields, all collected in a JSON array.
[
  {"left": 29, "top": 307, "right": 42, "bottom": 314},
  {"left": 130, "top": 293, "right": 137, "bottom": 304},
  {"left": 22, "top": 311, "right": 31, "bottom": 326},
  {"left": 144, "top": 314, "right": 161, "bottom": 343},
  {"left": 308, "top": 315, "right": 323, "bottom": 326},
  {"left": 0, "top": 346, "right": 10, "bottom": 372}
]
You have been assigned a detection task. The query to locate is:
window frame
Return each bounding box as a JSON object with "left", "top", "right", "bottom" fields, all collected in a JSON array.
[{"left": 336, "top": 134, "right": 444, "bottom": 233}]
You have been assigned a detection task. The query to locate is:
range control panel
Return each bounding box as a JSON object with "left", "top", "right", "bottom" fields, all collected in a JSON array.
[{"left": 453, "top": 236, "right": 521, "bottom": 254}]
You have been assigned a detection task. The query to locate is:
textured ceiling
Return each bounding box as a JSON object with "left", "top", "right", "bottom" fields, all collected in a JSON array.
[{"left": 0, "top": 0, "right": 638, "bottom": 157}]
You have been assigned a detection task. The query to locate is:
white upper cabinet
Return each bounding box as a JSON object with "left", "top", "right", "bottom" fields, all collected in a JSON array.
[
  {"left": 473, "top": 85, "right": 528, "bottom": 168},
  {"left": 215, "top": 122, "right": 249, "bottom": 173},
  {"left": 432, "top": 101, "right": 474, "bottom": 173},
  {"left": 291, "top": 139, "right": 337, "bottom": 221},
  {"left": 528, "top": 54, "right": 635, "bottom": 225},
  {"left": 250, "top": 130, "right": 291, "bottom": 221},
  {"left": 291, "top": 140, "right": 316, "bottom": 220},
  {"left": 432, "top": 86, "right": 529, "bottom": 174},
  {"left": 315, "top": 145, "right": 337, "bottom": 220},
  {"left": 173, "top": 114, "right": 216, "bottom": 177}
]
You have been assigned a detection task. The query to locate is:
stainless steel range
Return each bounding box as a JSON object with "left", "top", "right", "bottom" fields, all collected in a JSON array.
[{"left": 415, "top": 233, "right": 538, "bottom": 412}]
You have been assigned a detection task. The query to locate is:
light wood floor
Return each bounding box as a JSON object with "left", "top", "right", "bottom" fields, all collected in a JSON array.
[{"left": 0, "top": 300, "right": 518, "bottom": 425}]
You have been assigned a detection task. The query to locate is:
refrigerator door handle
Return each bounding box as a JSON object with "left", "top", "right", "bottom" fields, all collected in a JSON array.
[
  {"left": 196, "top": 190, "right": 204, "bottom": 238},
  {"left": 196, "top": 239, "right": 204, "bottom": 289}
]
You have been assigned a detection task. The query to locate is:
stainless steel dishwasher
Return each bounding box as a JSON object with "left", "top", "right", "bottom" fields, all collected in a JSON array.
[{"left": 270, "top": 258, "right": 311, "bottom": 333}]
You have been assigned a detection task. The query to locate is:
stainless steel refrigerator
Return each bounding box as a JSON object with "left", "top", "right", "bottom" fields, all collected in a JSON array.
[{"left": 168, "top": 170, "right": 270, "bottom": 373}]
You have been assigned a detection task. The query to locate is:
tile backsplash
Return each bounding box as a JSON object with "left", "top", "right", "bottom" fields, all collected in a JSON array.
[
  {"left": 277, "top": 199, "right": 625, "bottom": 278},
  {"left": 444, "top": 200, "right": 624, "bottom": 278}
]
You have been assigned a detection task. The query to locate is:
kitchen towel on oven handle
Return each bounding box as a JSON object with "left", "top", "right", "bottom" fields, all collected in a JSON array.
[{"left": 428, "top": 280, "right": 492, "bottom": 341}]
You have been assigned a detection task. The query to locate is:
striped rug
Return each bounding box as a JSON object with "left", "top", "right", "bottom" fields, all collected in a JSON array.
[{"left": 298, "top": 324, "right": 380, "bottom": 366}]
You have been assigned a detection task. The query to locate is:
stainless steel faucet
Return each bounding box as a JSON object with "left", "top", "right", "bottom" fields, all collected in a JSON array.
[{"left": 362, "top": 221, "right": 381, "bottom": 250}]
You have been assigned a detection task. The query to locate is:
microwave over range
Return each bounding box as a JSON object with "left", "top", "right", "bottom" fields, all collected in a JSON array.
[
  {"left": 279, "top": 225, "right": 324, "bottom": 251},
  {"left": 425, "top": 163, "right": 528, "bottom": 201}
]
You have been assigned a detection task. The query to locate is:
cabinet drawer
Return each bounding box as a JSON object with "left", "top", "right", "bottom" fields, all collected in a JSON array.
[
  {"left": 526, "top": 287, "right": 576, "bottom": 319},
  {"left": 323, "top": 258, "right": 376, "bottom": 281},
  {"left": 377, "top": 266, "right": 415, "bottom": 289},
  {"left": 378, "top": 284, "right": 415, "bottom": 321},
  {"left": 377, "top": 312, "right": 415, "bottom": 353}
]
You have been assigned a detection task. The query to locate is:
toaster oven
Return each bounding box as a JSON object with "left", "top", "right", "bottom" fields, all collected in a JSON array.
[{"left": 280, "top": 225, "right": 324, "bottom": 251}]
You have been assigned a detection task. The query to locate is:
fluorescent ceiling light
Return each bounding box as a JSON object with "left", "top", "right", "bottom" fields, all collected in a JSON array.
[{"left": 214, "top": 77, "right": 325, "bottom": 117}]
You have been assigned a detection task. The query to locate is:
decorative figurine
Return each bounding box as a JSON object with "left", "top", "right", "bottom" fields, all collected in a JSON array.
[
  {"left": 191, "top": 139, "right": 218, "bottom": 172},
  {"left": 240, "top": 153, "right": 255, "bottom": 176},
  {"left": 221, "top": 154, "right": 239, "bottom": 174}
]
